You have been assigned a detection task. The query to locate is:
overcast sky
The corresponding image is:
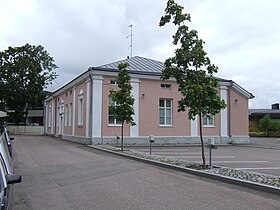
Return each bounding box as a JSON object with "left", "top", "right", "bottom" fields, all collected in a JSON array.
[{"left": 1, "top": 0, "right": 279, "bottom": 108}]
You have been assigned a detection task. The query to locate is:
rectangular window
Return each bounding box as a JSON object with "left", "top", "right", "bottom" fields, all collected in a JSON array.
[
  {"left": 69, "top": 103, "right": 72, "bottom": 126},
  {"left": 65, "top": 104, "right": 68, "bottom": 126},
  {"left": 203, "top": 115, "right": 214, "bottom": 127},
  {"left": 108, "top": 96, "right": 121, "bottom": 125},
  {"left": 78, "top": 95, "right": 84, "bottom": 126},
  {"left": 161, "top": 84, "right": 172, "bottom": 90},
  {"left": 48, "top": 108, "right": 51, "bottom": 127},
  {"left": 159, "top": 99, "right": 172, "bottom": 126},
  {"left": 110, "top": 80, "right": 118, "bottom": 85},
  {"left": 57, "top": 107, "right": 59, "bottom": 126}
]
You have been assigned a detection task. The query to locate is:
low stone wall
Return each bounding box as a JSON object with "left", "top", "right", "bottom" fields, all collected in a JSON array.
[
  {"left": 7, "top": 126, "right": 44, "bottom": 135},
  {"left": 93, "top": 136, "right": 251, "bottom": 145},
  {"left": 62, "top": 135, "right": 91, "bottom": 145}
]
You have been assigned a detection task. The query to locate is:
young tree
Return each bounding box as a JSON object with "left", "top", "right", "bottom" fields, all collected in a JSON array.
[
  {"left": 0, "top": 44, "right": 58, "bottom": 125},
  {"left": 109, "top": 63, "right": 135, "bottom": 151},
  {"left": 258, "top": 114, "right": 280, "bottom": 136},
  {"left": 160, "top": 0, "right": 226, "bottom": 168}
]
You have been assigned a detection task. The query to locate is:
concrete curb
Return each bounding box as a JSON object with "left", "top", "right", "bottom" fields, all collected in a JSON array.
[{"left": 88, "top": 145, "right": 280, "bottom": 195}]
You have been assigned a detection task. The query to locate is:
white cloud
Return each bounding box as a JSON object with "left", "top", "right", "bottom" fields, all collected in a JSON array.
[{"left": 1, "top": 0, "right": 280, "bottom": 108}]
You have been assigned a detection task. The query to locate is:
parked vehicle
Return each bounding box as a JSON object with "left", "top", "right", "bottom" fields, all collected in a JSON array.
[
  {"left": 0, "top": 127, "right": 13, "bottom": 157},
  {"left": 0, "top": 128, "right": 21, "bottom": 209},
  {"left": 0, "top": 152, "right": 21, "bottom": 210}
]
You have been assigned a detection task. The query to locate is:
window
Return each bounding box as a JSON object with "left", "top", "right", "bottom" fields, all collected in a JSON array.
[
  {"left": 108, "top": 96, "right": 121, "bottom": 125},
  {"left": 159, "top": 99, "right": 172, "bottom": 126},
  {"left": 69, "top": 103, "right": 72, "bottom": 126},
  {"left": 57, "top": 107, "right": 60, "bottom": 126},
  {"left": 48, "top": 108, "right": 51, "bottom": 127},
  {"left": 78, "top": 95, "right": 84, "bottom": 126},
  {"left": 203, "top": 115, "right": 214, "bottom": 127},
  {"left": 65, "top": 104, "right": 68, "bottom": 126},
  {"left": 110, "top": 80, "right": 117, "bottom": 85},
  {"left": 161, "top": 84, "right": 172, "bottom": 90}
]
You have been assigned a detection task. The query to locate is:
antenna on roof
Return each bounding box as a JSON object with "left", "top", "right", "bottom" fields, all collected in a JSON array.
[{"left": 126, "top": 24, "right": 133, "bottom": 58}]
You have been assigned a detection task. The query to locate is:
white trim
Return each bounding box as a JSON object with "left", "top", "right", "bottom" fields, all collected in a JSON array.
[
  {"left": 191, "top": 116, "right": 198, "bottom": 137},
  {"left": 220, "top": 85, "right": 228, "bottom": 137},
  {"left": 130, "top": 78, "right": 139, "bottom": 137},
  {"left": 51, "top": 100, "right": 55, "bottom": 134},
  {"left": 91, "top": 75, "right": 103, "bottom": 138},
  {"left": 86, "top": 79, "right": 91, "bottom": 137},
  {"left": 72, "top": 87, "right": 76, "bottom": 136},
  {"left": 78, "top": 93, "right": 84, "bottom": 126}
]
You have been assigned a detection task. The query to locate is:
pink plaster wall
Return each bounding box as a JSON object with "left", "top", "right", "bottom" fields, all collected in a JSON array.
[
  {"left": 229, "top": 89, "right": 249, "bottom": 136},
  {"left": 139, "top": 79, "right": 190, "bottom": 136},
  {"left": 74, "top": 80, "right": 88, "bottom": 137}
]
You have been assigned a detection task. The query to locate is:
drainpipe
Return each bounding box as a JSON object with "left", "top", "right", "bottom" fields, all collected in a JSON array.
[
  {"left": 54, "top": 98, "right": 57, "bottom": 136},
  {"left": 228, "top": 81, "right": 233, "bottom": 138},
  {"left": 89, "top": 72, "right": 93, "bottom": 144}
]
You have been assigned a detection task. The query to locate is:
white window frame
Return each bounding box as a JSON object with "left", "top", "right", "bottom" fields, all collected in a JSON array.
[
  {"left": 108, "top": 96, "right": 121, "bottom": 126},
  {"left": 161, "top": 84, "right": 172, "bottom": 90},
  {"left": 48, "top": 108, "right": 51, "bottom": 127},
  {"left": 78, "top": 93, "right": 84, "bottom": 126},
  {"left": 203, "top": 115, "right": 215, "bottom": 127},
  {"left": 65, "top": 104, "right": 68, "bottom": 126},
  {"left": 159, "top": 98, "right": 172, "bottom": 126},
  {"left": 69, "top": 103, "right": 72, "bottom": 126},
  {"left": 110, "top": 79, "right": 118, "bottom": 85}
]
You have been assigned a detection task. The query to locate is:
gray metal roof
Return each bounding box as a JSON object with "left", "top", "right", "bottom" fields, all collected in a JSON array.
[
  {"left": 91, "top": 56, "right": 165, "bottom": 75},
  {"left": 249, "top": 109, "right": 280, "bottom": 116}
]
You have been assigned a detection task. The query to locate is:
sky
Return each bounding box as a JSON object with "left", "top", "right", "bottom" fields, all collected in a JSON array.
[{"left": 0, "top": 0, "right": 279, "bottom": 109}]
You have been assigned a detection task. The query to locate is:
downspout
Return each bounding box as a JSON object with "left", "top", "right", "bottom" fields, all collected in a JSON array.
[
  {"left": 228, "top": 81, "right": 233, "bottom": 138},
  {"left": 89, "top": 72, "right": 93, "bottom": 144},
  {"left": 54, "top": 98, "right": 57, "bottom": 136}
]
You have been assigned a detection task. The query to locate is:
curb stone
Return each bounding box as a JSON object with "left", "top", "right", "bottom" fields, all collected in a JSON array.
[{"left": 87, "top": 145, "right": 280, "bottom": 195}]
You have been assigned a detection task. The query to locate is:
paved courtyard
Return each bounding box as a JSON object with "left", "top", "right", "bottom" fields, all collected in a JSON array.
[
  {"left": 127, "top": 138, "right": 280, "bottom": 176},
  {"left": 12, "top": 135, "right": 280, "bottom": 209}
]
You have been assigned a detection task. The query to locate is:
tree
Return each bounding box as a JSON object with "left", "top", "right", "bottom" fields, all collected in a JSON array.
[
  {"left": 258, "top": 114, "right": 280, "bottom": 136},
  {"left": 109, "top": 63, "right": 135, "bottom": 151},
  {"left": 159, "top": 0, "right": 226, "bottom": 168},
  {"left": 0, "top": 44, "right": 58, "bottom": 125}
]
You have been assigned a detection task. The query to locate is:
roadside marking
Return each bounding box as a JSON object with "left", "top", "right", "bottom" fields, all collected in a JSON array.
[
  {"left": 168, "top": 156, "right": 235, "bottom": 159},
  {"left": 212, "top": 161, "right": 268, "bottom": 163},
  {"left": 236, "top": 167, "right": 280, "bottom": 170}
]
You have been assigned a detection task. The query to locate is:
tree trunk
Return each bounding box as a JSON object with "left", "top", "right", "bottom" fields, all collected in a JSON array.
[
  {"left": 198, "top": 112, "right": 206, "bottom": 169},
  {"left": 121, "top": 122, "right": 124, "bottom": 151}
]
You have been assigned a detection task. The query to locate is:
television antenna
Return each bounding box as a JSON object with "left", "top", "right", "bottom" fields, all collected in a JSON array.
[{"left": 126, "top": 24, "right": 133, "bottom": 58}]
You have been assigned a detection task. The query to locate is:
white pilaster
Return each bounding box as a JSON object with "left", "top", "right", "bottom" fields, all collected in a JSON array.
[
  {"left": 51, "top": 99, "right": 55, "bottom": 134},
  {"left": 130, "top": 78, "right": 140, "bottom": 137},
  {"left": 72, "top": 87, "right": 76, "bottom": 136},
  {"left": 191, "top": 116, "right": 198, "bottom": 137},
  {"left": 220, "top": 85, "right": 228, "bottom": 136},
  {"left": 91, "top": 75, "right": 103, "bottom": 138},
  {"left": 44, "top": 103, "right": 47, "bottom": 133},
  {"left": 86, "top": 79, "right": 91, "bottom": 137}
]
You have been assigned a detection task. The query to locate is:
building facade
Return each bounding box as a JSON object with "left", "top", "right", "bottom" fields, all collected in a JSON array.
[{"left": 44, "top": 56, "right": 254, "bottom": 145}]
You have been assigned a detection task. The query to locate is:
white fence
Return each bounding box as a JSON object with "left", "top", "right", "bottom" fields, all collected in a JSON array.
[{"left": 7, "top": 126, "right": 44, "bottom": 135}]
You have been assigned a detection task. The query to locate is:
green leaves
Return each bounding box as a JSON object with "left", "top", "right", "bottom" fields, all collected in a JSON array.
[
  {"left": 0, "top": 43, "right": 58, "bottom": 125},
  {"left": 160, "top": 0, "right": 226, "bottom": 168},
  {"left": 109, "top": 63, "right": 135, "bottom": 126}
]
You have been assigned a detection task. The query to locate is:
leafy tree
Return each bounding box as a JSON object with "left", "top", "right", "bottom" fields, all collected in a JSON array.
[
  {"left": 258, "top": 114, "right": 280, "bottom": 136},
  {"left": 0, "top": 44, "right": 58, "bottom": 125},
  {"left": 160, "top": 0, "right": 226, "bottom": 168},
  {"left": 109, "top": 63, "right": 135, "bottom": 151}
]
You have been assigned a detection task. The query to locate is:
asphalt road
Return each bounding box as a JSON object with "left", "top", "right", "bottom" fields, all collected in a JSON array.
[
  {"left": 13, "top": 136, "right": 280, "bottom": 210},
  {"left": 128, "top": 138, "right": 280, "bottom": 176}
]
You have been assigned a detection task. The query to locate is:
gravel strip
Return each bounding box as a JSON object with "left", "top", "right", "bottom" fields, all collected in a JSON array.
[{"left": 96, "top": 145, "right": 280, "bottom": 188}]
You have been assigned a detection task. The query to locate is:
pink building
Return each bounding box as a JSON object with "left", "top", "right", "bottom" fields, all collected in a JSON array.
[{"left": 44, "top": 56, "right": 254, "bottom": 145}]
